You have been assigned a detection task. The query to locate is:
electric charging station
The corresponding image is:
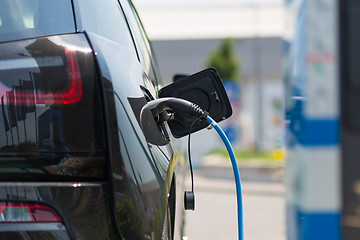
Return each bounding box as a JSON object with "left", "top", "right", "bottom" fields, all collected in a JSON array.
[
  {"left": 284, "top": 0, "right": 340, "bottom": 239},
  {"left": 285, "top": 0, "right": 360, "bottom": 239}
]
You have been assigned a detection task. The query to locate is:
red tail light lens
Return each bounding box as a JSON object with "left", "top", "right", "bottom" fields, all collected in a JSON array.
[
  {"left": 1, "top": 49, "right": 82, "bottom": 106},
  {"left": 0, "top": 34, "right": 106, "bottom": 178},
  {"left": 0, "top": 202, "right": 61, "bottom": 223}
]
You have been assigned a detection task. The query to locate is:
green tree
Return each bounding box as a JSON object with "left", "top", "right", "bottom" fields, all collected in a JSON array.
[{"left": 206, "top": 38, "right": 241, "bottom": 81}]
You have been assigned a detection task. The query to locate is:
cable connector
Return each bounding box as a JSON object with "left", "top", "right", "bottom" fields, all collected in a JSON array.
[{"left": 140, "top": 97, "right": 206, "bottom": 127}]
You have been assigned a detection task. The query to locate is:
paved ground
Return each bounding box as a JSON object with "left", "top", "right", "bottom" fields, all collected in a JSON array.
[{"left": 183, "top": 157, "right": 285, "bottom": 240}]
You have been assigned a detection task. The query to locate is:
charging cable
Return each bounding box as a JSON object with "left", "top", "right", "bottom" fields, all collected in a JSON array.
[
  {"left": 140, "top": 97, "right": 244, "bottom": 240},
  {"left": 206, "top": 115, "right": 244, "bottom": 240}
]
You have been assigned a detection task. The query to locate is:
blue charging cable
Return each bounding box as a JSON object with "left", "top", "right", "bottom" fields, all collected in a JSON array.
[
  {"left": 139, "top": 97, "right": 244, "bottom": 239},
  {"left": 206, "top": 115, "right": 244, "bottom": 240}
]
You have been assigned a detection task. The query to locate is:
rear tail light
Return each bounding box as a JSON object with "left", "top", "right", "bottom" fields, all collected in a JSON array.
[
  {"left": 0, "top": 202, "right": 61, "bottom": 223},
  {"left": 1, "top": 49, "right": 82, "bottom": 106},
  {"left": 0, "top": 34, "right": 106, "bottom": 175}
]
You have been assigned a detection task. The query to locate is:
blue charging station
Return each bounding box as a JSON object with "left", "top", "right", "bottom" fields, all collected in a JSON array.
[{"left": 284, "top": 0, "right": 341, "bottom": 239}]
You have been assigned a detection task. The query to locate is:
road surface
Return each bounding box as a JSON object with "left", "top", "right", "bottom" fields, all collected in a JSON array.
[{"left": 184, "top": 168, "right": 285, "bottom": 240}]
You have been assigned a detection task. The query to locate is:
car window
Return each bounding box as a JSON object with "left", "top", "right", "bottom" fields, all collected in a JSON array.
[
  {"left": 118, "top": 0, "right": 153, "bottom": 73},
  {"left": 0, "top": 0, "right": 75, "bottom": 43},
  {"left": 118, "top": 0, "right": 162, "bottom": 94},
  {"left": 75, "top": 0, "right": 138, "bottom": 61}
]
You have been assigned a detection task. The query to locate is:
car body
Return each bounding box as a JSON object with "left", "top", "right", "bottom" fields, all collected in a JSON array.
[{"left": 0, "top": 0, "right": 187, "bottom": 239}]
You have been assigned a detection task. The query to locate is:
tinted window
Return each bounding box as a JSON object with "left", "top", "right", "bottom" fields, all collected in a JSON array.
[
  {"left": 0, "top": 34, "right": 105, "bottom": 180},
  {"left": 75, "top": 0, "right": 138, "bottom": 61},
  {"left": 119, "top": 0, "right": 162, "bottom": 97},
  {"left": 0, "top": 0, "right": 75, "bottom": 43},
  {"left": 118, "top": 0, "right": 152, "bottom": 72}
]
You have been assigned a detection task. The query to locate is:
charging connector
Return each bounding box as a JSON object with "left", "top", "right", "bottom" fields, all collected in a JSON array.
[
  {"left": 139, "top": 97, "right": 244, "bottom": 240},
  {"left": 140, "top": 97, "right": 205, "bottom": 127}
]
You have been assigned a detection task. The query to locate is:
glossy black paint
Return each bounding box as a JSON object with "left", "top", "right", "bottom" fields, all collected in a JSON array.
[
  {"left": 0, "top": 0, "right": 185, "bottom": 239},
  {"left": 0, "top": 183, "right": 116, "bottom": 239},
  {"left": 85, "top": 28, "right": 175, "bottom": 240},
  {"left": 0, "top": 34, "right": 106, "bottom": 181},
  {"left": 80, "top": 0, "right": 182, "bottom": 233}
]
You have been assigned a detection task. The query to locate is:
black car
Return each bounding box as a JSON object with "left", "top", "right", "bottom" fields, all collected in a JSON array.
[{"left": 0, "top": 0, "right": 232, "bottom": 239}]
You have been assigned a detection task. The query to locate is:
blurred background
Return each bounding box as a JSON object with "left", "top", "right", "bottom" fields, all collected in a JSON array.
[{"left": 132, "top": 0, "right": 285, "bottom": 239}]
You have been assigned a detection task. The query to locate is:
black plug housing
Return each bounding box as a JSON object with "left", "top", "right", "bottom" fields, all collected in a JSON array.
[
  {"left": 159, "top": 68, "right": 232, "bottom": 138},
  {"left": 184, "top": 191, "right": 195, "bottom": 211}
]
